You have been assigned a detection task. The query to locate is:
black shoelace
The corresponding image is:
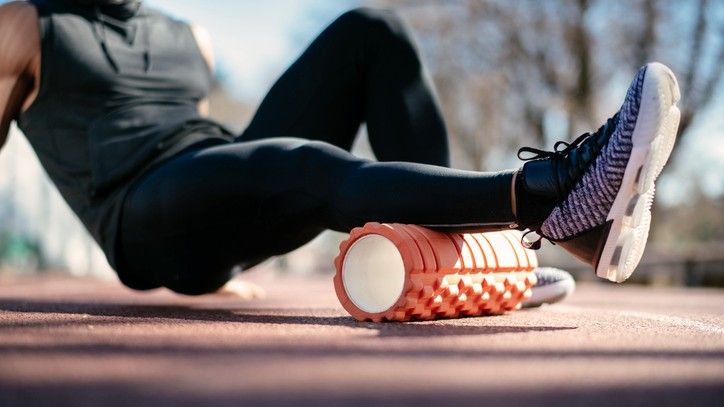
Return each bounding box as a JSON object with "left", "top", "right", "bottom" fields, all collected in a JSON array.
[
  {"left": 518, "top": 132, "right": 593, "bottom": 161},
  {"left": 516, "top": 112, "right": 620, "bottom": 250},
  {"left": 517, "top": 113, "right": 619, "bottom": 168}
]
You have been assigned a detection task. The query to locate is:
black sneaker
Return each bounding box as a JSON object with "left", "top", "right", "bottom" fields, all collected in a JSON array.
[{"left": 516, "top": 63, "right": 680, "bottom": 282}]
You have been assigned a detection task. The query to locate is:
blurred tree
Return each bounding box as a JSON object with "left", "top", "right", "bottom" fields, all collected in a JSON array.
[
  {"left": 0, "top": 231, "right": 43, "bottom": 272},
  {"left": 655, "top": 186, "right": 724, "bottom": 246},
  {"left": 372, "top": 0, "right": 722, "bottom": 171}
]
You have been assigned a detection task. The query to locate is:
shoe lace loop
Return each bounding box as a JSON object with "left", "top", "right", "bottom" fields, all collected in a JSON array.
[
  {"left": 521, "top": 229, "right": 542, "bottom": 250},
  {"left": 516, "top": 134, "right": 589, "bottom": 161},
  {"left": 516, "top": 113, "right": 619, "bottom": 163}
]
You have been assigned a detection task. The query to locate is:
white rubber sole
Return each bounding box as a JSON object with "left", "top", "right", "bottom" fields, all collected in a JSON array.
[{"left": 596, "top": 62, "right": 681, "bottom": 283}]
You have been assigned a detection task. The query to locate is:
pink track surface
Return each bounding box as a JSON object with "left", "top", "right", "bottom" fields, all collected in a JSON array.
[{"left": 1, "top": 272, "right": 723, "bottom": 406}]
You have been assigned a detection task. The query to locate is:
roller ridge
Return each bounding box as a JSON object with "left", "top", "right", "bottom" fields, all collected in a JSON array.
[{"left": 334, "top": 223, "right": 538, "bottom": 322}]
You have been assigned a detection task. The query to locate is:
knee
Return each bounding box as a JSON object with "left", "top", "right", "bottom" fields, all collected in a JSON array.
[
  {"left": 338, "top": 7, "right": 403, "bottom": 29},
  {"left": 287, "top": 140, "right": 359, "bottom": 175},
  {"left": 334, "top": 7, "right": 413, "bottom": 47}
]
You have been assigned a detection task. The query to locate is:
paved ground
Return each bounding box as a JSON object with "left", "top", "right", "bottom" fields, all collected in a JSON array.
[{"left": 1, "top": 271, "right": 723, "bottom": 406}]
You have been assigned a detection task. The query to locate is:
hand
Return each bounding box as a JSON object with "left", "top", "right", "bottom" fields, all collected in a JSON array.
[{"left": 213, "top": 278, "right": 267, "bottom": 300}]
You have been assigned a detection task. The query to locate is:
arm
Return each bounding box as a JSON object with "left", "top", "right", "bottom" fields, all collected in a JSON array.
[
  {"left": 0, "top": 1, "right": 40, "bottom": 147},
  {"left": 190, "top": 23, "right": 214, "bottom": 117}
]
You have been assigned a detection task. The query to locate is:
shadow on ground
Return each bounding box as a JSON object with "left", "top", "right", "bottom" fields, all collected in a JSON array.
[
  {"left": 0, "top": 298, "right": 575, "bottom": 338},
  {"left": 5, "top": 299, "right": 724, "bottom": 362},
  {"left": 2, "top": 380, "right": 722, "bottom": 407}
]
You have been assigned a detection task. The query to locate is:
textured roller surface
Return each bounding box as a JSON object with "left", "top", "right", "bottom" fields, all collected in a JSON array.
[{"left": 334, "top": 223, "right": 537, "bottom": 322}]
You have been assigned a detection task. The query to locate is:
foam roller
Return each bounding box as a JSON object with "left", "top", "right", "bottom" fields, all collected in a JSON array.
[{"left": 333, "top": 223, "right": 538, "bottom": 322}]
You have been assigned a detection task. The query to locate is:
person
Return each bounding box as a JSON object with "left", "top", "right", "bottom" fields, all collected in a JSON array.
[{"left": 0, "top": 0, "right": 680, "bottom": 296}]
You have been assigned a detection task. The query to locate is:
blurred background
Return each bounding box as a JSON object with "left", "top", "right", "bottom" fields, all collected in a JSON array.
[{"left": 0, "top": 0, "right": 722, "bottom": 286}]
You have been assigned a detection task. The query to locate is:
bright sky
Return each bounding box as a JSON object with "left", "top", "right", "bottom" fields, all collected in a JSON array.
[{"left": 147, "top": 0, "right": 357, "bottom": 100}]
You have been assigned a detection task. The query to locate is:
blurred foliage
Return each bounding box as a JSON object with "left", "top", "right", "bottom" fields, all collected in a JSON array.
[
  {"left": 362, "top": 0, "right": 723, "bottom": 259},
  {"left": 655, "top": 187, "right": 724, "bottom": 246},
  {"left": 0, "top": 231, "right": 43, "bottom": 272},
  {"left": 371, "top": 0, "right": 722, "bottom": 171},
  {"left": 356, "top": 0, "right": 724, "bottom": 285}
]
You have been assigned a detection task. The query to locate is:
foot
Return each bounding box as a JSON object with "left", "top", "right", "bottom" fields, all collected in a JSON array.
[
  {"left": 522, "top": 267, "right": 575, "bottom": 308},
  {"left": 518, "top": 62, "right": 681, "bottom": 282}
]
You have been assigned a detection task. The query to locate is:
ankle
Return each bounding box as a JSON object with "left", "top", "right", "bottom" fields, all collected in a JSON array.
[{"left": 514, "top": 168, "right": 558, "bottom": 229}]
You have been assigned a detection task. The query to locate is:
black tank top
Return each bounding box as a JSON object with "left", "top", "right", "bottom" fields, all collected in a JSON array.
[{"left": 17, "top": 0, "right": 232, "bottom": 270}]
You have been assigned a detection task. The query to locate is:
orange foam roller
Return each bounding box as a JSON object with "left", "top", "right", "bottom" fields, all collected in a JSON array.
[{"left": 333, "top": 223, "right": 538, "bottom": 322}]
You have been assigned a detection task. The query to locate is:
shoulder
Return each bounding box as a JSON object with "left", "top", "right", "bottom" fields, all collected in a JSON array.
[
  {"left": 190, "top": 24, "right": 212, "bottom": 48},
  {"left": 0, "top": 1, "right": 40, "bottom": 75},
  {"left": 137, "top": 6, "right": 215, "bottom": 72},
  {"left": 0, "top": 1, "right": 38, "bottom": 26},
  {"left": 146, "top": 8, "right": 215, "bottom": 72},
  {"left": 189, "top": 23, "right": 215, "bottom": 72}
]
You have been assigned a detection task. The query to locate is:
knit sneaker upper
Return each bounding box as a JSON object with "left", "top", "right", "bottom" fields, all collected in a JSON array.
[{"left": 540, "top": 66, "right": 646, "bottom": 240}]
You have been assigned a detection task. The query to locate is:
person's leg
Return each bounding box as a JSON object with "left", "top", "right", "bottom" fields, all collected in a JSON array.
[
  {"left": 240, "top": 8, "right": 449, "bottom": 166},
  {"left": 117, "top": 138, "right": 515, "bottom": 295}
]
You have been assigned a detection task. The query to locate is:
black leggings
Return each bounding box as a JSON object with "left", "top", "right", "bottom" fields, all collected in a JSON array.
[{"left": 117, "top": 8, "right": 516, "bottom": 294}]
